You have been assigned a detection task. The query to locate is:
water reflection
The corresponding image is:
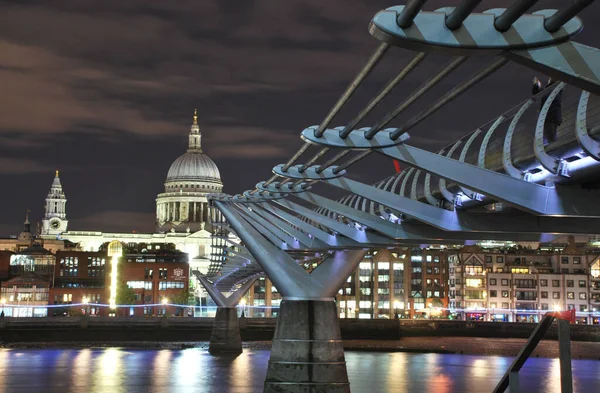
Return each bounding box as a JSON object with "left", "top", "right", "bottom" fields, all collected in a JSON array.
[
  {"left": 71, "top": 349, "right": 91, "bottom": 391},
  {"left": 92, "top": 348, "right": 125, "bottom": 393},
  {"left": 0, "top": 348, "right": 596, "bottom": 393}
]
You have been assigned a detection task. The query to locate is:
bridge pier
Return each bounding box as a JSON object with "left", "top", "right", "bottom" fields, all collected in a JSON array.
[
  {"left": 209, "top": 307, "right": 243, "bottom": 355},
  {"left": 265, "top": 300, "right": 348, "bottom": 393},
  {"left": 193, "top": 272, "right": 258, "bottom": 356},
  {"left": 215, "top": 201, "right": 367, "bottom": 391}
]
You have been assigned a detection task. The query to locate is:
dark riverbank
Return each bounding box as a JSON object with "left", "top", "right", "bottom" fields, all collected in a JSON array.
[{"left": 0, "top": 316, "right": 599, "bottom": 343}]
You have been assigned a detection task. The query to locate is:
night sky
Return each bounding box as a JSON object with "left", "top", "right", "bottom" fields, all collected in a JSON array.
[{"left": 1, "top": 0, "right": 599, "bottom": 236}]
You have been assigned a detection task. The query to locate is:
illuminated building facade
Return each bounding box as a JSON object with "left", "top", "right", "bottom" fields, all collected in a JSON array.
[
  {"left": 50, "top": 251, "right": 109, "bottom": 316},
  {"left": 449, "top": 239, "right": 600, "bottom": 325},
  {"left": 117, "top": 243, "right": 189, "bottom": 317},
  {"left": 0, "top": 242, "right": 189, "bottom": 317},
  {"left": 155, "top": 109, "right": 224, "bottom": 233},
  {"left": 0, "top": 111, "right": 231, "bottom": 307},
  {"left": 241, "top": 247, "right": 449, "bottom": 319}
]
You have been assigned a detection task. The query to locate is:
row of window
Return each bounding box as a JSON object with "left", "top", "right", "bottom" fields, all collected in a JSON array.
[
  {"left": 158, "top": 281, "right": 185, "bottom": 290},
  {"left": 5, "top": 293, "right": 48, "bottom": 302},
  {"left": 144, "top": 268, "right": 169, "bottom": 280},
  {"left": 60, "top": 267, "right": 105, "bottom": 277},
  {"left": 484, "top": 303, "right": 590, "bottom": 312},
  {"left": 487, "top": 278, "right": 588, "bottom": 287},
  {"left": 485, "top": 290, "right": 588, "bottom": 300},
  {"left": 483, "top": 256, "right": 582, "bottom": 264},
  {"left": 127, "top": 281, "right": 153, "bottom": 290}
]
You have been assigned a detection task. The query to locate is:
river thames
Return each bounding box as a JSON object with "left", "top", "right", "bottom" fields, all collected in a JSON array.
[{"left": 0, "top": 348, "right": 599, "bottom": 392}]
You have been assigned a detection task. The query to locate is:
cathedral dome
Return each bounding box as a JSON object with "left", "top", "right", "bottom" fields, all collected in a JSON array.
[
  {"left": 166, "top": 151, "right": 221, "bottom": 182},
  {"left": 156, "top": 109, "right": 223, "bottom": 234}
]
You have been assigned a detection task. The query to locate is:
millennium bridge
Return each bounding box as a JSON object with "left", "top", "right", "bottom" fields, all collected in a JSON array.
[{"left": 194, "top": 1, "right": 600, "bottom": 392}]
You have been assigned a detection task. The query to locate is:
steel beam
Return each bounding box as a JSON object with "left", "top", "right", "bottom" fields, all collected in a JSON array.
[
  {"left": 250, "top": 204, "right": 329, "bottom": 249},
  {"left": 478, "top": 116, "right": 506, "bottom": 169},
  {"left": 236, "top": 204, "right": 310, "bottom": 250},
  {"left": 377, "top": 142, "right": 600, "bottom": 217},
  {"left": 494, "top": 0, "right": 541, "bottom": 32},
  {"left": 460, "top": 128, "right": 482, "bottom": 198},
  {"left": 575, "top": 90, "right": 600, "bottom": 160},
  {"left": 533, "top": 82, "right": 566, "bottom": 174},
  {"left": 400, "top": 167, "right": 416, "bottom": 197},
  {"left": 215, "top": 201, "right": 312, "bottom": 298},
  {"left": 439, "top": 142, "right": 462, "bottom": 204},
  {"left": 505, "top": 41, "right": 600, "bottom": 96},
  {"left": 275, "top": 198, "right": 394, "bottom": 246},
  {"left": 314, "top": 42, "right": 388, "bottom": 138},
  {"left": 293, "top": 191, "right": 552, "bottom": 242},
  {"left": 259, "top": 202, "right": 358, "bottom": 248},
  {"left": 503, "top": 100, "right": 534, "bottom": 178},
  {"left": 544, "top": 0, "right": 595, "bottom": 33},
  {"left": 318, "top": 176, "right": 600, "bottom": 234},
  {"left": 396, "top": 0, "right": 429, "bottom": 28},
  {"left": 445, "top": 0, "right": 484, "bottom": 30},
  {"left": 234, "top": 207, "right": 292, "bottom": 250},
  {"left": 195, "top": 273, "right": 259, "bottom": 308}
]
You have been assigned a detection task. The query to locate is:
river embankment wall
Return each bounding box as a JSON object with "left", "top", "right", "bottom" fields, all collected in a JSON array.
[{"left": 0, "top": 317, "right": 598, "bottom": 343}]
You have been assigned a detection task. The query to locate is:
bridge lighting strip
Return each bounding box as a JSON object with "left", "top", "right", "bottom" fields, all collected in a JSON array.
[{"left": 4, "top": 303, "right": 599, "bottom": 316}]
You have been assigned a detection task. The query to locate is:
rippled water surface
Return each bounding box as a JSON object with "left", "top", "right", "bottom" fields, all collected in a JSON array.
[{"left": 0, "top": 348, "right": 599, "bottom": 392}]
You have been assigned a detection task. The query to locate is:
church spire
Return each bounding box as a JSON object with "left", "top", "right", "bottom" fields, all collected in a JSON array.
[
  {"left": 23, "top": 209, "right": 31, "bottom": 232},
  {"left": 41, "top": 171, "right": 68, "bottom": 237},
  {"left": 188, "top": 108, "right": 202, "bottom": 152}
]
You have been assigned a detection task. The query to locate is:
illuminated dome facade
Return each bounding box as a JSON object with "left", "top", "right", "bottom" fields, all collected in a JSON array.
[{"left": 156, "top": 110, "right": 223, "bottom": 233}]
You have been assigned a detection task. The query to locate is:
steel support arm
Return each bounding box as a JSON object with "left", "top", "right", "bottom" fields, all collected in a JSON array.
[
  {"left": 504, "top": 41, "right": 600, "bottom": 96},
  {"left": 309, "top": 250, "right": 368, "bottom": 296},
  {"left": 274, "top": 199, "right": 395, "bottom": 246},
  {"left": 293, "top": 192, "right": 550, "bottom": 242},
  {"left": 233, "top": 208, "right": 291, "bottom": 250},
  {"left": 215, "top": 201, "right": 365, "bottom": 299},
  {"left": 259, "top": 202, "right": 359, "bottom": 248},
  {"left": 249, "top": 204, "right": 329, "bottom": 249},
  {"left": 378, "top": 143, "right": 600, "bottom": 217},
  {"left": 215, "top": 201, "right": 311, "bottom": 297},
  {"left": 195, "top": 272, "right": 258, "bottom": 308},
  {"left": 319, "top": 176, "right": 600, "bottom": 235},
  {"left": 236, "top": 204, "right": 310, "bottom": 250}
]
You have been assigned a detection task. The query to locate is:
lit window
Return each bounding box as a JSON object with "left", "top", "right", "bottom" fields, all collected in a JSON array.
[{"left": 465, "top": 278, "right": 483, "bottom": 288}]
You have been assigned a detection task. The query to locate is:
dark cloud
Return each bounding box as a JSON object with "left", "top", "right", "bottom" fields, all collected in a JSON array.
[{"left": 0, "top": 0, "right": 599, "bottom": 235}]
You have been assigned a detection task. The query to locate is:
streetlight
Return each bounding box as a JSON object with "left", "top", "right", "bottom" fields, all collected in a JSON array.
[
  {"left": 393, "top": 301, "right": 401, "bottom": 319},
  {"left": 1, "top": 298, "right": 5, "bottom": 317},
  {"left": 240, "top": 298, "right": 246, "bottom": 318},
  {"left": 162, "top": 298, "right": 169, "bottom": 316},
  {"left": 82, "top": 296, "right": 89, "bottom": 316}
]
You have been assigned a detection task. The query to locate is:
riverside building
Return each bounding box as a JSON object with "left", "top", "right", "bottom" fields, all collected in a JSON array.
[{"left": 449, "top": 238, "right": 600, "bottom": 325}]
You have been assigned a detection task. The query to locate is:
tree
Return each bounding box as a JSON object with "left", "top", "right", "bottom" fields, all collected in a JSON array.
[
  {"left": 429, "top": 297, "right": 444, "bottom": 309},
  {"left": 115, "top": 280, "right": 136, "bottom": 316},
  {"left": 171, "top": 288, "right": 191, "bottom": 316}
]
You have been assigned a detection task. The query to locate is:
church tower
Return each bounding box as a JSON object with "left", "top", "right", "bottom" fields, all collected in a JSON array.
[{"left": 41, "top": 170, "right": 68, "bottom": 238}]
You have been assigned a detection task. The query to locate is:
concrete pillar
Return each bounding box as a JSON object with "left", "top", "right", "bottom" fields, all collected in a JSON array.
[
  {"left": 209, "top": 307, "right": 243, "bottom": 355},
  {"left": 264, "top": 300, "right": 349, "bottom": 393}
]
